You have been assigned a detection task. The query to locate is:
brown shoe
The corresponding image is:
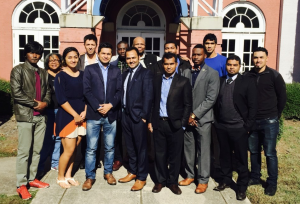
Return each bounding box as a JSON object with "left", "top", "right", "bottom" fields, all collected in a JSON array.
[
  {"left": 104, "top": 173, "right": 116, "bottom": 185},
  {"left": 118, "top": 173, "right": 136, "bottom": 183},
  {"left": 113, "top": 161, "right": 123, "bottom": 171},
  {"left": 152, "top": 183, "right": 164, "bottom": 193},
  {"left": 179, "top": 178, "right": 194, "bottom": 186},
  {"left": 168, "top": 184, "right": 182, "bottom": 195},
  {"left": 82, "top": 179, "right": 95, "bottom": 191},
  {"left": 195, "top": 183, "right": 208, "bottom": 194},
  {"left": 131, "top": 179, "right": 146, "bottom": 191}
]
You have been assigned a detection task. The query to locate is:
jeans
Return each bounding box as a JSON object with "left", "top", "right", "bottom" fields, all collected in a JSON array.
[
  {"left": 38, "top": 109, "right": 61, "bottom": 171},
  {"left": 248, "top": 117, "right": 279, "bottom": 186},
  {"left": 85, "top": 118, "right": 116, "bottom": 178}
]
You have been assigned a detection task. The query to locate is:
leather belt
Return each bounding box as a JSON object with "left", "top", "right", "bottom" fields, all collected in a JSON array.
[{"left": 159, "top": 117, "right": 169, "bottom": 121}]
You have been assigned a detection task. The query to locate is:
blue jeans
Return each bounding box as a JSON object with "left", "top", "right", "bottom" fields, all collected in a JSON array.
[
  {"left": 38, "top": 109, "right": 61, "bottom": 171},
  {"left": 248, "top": 117, "right": 279, "bottom": 186},
  {"left": 85, "top": 118, "right": 116, "bottom": 178}
]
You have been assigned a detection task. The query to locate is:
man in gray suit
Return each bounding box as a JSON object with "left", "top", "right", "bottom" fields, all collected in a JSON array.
[{"left": 179, "top": 44, "right": 219, "bottom": 194}]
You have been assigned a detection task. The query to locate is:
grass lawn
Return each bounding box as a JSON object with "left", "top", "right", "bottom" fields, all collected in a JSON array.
[
  {"left": 0, "top": 191, "right": 36, "bottom": 204},
  {"left": 244, "top": 120, "right": 300, "bottom": 204}
]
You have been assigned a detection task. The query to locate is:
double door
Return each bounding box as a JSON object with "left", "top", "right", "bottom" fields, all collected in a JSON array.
[{"left": 13, "top": 30, "right": 59, "bottom": 68}]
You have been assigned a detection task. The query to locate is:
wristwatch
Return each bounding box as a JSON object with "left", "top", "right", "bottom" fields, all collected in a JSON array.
[{"left": 191, "top": 113, "right": 196, "bottom": 119}]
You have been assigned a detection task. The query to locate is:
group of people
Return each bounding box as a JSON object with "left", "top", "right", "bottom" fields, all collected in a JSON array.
[{"left": 11, "top": 33, "right": 286, "bottom": 201}]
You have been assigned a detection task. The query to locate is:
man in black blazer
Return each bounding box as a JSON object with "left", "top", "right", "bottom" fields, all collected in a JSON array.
[
  {"left": 213, "top": 55, "right": 257, "bottom": 201},
  {"left": 148, "top": 53, "right": 192, "bottom": 195},
  {"left": 82, "top": 42, "right": 122, "bottom": 190},
  {"left": 118, "top": 47, "right": 153, "bottom": 191}
]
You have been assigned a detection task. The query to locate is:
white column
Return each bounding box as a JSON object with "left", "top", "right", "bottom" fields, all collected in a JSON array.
[
  {"left": 218, "top": 0, "right": 223, "bottom": 16},
  {"left": 190, "top": 0, "right": 198, "bottom": 17},
  {"left": 61, "top": 0, "right": 66, "bottom": 13},
  {"left": 87, "top": 0, "right": 92, "bottom": 15},
  {"left": 278, "top": 0, "right": 299, "bottom": 83}
]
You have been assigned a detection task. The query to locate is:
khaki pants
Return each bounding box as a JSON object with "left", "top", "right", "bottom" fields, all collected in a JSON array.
[{"left": 16, "top": 115, "right": 46, "bottom": 187}]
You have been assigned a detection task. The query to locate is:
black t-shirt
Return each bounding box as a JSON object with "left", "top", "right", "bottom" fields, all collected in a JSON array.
[{"left": 48, "top": 74, "right": 58, "bottom": 109}]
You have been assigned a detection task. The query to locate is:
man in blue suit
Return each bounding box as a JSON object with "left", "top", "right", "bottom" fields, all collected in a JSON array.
[
  {"left": 118, "top": 47, "right": 153, "bottom": 191},
  {"left": 82, "top": 42, "right": 122, "bottom": 190}
]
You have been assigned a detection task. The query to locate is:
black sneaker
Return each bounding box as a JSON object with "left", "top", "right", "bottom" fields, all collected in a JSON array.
[
  {"left": 264, "top": 184, "right": 277, "bottom": 196},
  {"left": 248, "top": 178, "right": 260, "bottom": 186}
]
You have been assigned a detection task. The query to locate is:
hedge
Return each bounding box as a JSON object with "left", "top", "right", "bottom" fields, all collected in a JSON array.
[
  {"left": 282, "top": 83, "right": 300, "bottom": 119},
  {"left": 0, "top": 79, "right": 13, "bottom": 115}
]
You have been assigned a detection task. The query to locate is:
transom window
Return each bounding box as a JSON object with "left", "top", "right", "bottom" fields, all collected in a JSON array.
[
  {"left": 19, "top": 1, "right": 59, "bottom": 24},
  {"left": 122, "top": 5, "right": 160, "bottom": 27},
  {"left": 223, "top": 7, "right": 259, "bottom": 29}
]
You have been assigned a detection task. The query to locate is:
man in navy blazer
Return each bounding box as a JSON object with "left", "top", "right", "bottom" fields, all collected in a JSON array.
[
  {"left": 82, "top": 42, "right": 122, "bottom": 190},
  {"left": 118, "top": 47, "right": 153, "bottom": 191}
]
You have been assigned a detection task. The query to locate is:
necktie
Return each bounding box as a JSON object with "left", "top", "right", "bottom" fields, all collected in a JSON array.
[
  {"left": 227, "top": 77, "right": 233, "bottom": 84},
  {"left": 125, "top": 69, "right": 133, "bottom": 112}
]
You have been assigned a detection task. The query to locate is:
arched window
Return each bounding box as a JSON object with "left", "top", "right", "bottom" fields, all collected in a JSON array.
[
  {"left": 221, "top": 3, "right": 265, "bottom": 72},
  {"left": 12, "top": 0, "right": 61, "bottom": 67}
]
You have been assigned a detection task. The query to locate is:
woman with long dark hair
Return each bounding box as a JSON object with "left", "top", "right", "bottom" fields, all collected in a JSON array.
[{"left": 55, "top": 47, "right": 86, "bottom": 188}]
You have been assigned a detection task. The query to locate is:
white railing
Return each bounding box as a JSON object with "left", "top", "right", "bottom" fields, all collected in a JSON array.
[
  {"left": 61, "top": 0, "right": 93, "bottom": 14},
  {"left": 190, "top": 0, "right": 223, "bottom": 17}
]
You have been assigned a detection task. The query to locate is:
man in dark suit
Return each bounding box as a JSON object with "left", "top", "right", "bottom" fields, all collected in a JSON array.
[
  {"left": 148, "top": 53, "right": 192, "bottom": 195},
  {"left": 82, "top": 42, "right": 122, "bottom": 190},
  {"left": 213, "top": 55, "right": 257, "bottom": 201},
  {"left": 180, "top": 44, "right": 220, "bottom": 194},
  {"left": 157, "top": 41, "right": 191, "bottom": 76},
  {"left": 118, "top": 47, "right": 153, "bottom": 191}
]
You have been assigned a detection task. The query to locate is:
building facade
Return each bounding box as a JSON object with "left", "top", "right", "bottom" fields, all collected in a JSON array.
[{"left": 0, "top": 0, "right": 299, "bottom": 83}]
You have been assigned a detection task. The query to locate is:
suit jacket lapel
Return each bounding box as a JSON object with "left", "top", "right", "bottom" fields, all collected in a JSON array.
[
  {"left": 168, "top": 73, "right": 178, "bottom": 101},
  {"left": 193, "top": 65, "right": 208, "bottom": 90},
  {"left": 95, "top": 64, "right": 104, "bottom": 86},
  {"left": 128, "top": 65, "right": 142, "bottom": 91},
  {"left": 233, "top": 73, "right": 242, "bottom": 102}
]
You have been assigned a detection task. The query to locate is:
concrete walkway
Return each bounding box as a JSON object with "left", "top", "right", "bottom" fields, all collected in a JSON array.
[{"left": 0, "top": 157, "right": 251, "bottom": 204}]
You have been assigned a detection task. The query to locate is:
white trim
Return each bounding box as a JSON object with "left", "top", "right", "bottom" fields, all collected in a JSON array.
[{"left": 222, "top": 2, "right": 266, "bottom": 33}]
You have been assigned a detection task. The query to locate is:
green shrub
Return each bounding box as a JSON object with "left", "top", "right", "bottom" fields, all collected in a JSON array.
[
  {"left": 0, "top": 79, "right": 13, "bottom": 115},
  {"left": 283, "top": 83, "right": 300, "bottom": 119}
]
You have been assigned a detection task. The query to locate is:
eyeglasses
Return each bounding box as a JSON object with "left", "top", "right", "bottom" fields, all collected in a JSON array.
[{"left": 49, "top": 59, "right": 60, "bottom": 63}]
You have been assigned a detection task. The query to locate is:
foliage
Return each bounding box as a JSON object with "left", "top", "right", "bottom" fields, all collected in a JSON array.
[
  {"left": 0, "top": 79, "right": 13, "bottom": 115},
  {"left": 283, "top": 83, "right": 300, "bottom": 119}
]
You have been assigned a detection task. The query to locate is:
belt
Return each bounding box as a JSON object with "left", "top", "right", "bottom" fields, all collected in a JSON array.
[{"left": 159, "top": 117, "right": 169, "bottom": 121}]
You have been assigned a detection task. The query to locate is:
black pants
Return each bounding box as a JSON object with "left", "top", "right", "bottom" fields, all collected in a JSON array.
[
  {"left": 153, "top": 120, "right": 184, "bottom": 185},
  {"left": 122, "top": 112, "right": 148, "bottom": 180},
  {"left": 215, "top": 126, "right": 249, "bottom": 193},
  {"left": 114, "top": 120, "right": 123, "bottom": 162}
]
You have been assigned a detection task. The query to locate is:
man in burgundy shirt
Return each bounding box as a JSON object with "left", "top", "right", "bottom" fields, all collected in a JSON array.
[{"left": 10, "top": 41, "right": 51, "bottom": 200}]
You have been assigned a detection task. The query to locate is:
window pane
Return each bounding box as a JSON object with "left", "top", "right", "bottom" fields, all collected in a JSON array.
[
  {"left": 243, "top": 53, "right": 250, "bottom": 66},
  {"left": 130, "top": 37, "right": 135, "bottom": 47},
  {"left": 44, "top": 50, "right": 50, "bottom": 59},
  {"left": 44, "top": 36, "right": 50, "bottom": 48},
  {"left": 236, "top": 7, "right": 247, "bottom": 14},
  {"left": 52, "top": 36, "right": 59, "bottom": 48},
  {"left": 51, "top": 13, "right": 59, "bottom": 24},
  {"left": 241, "top": 16, "right": 251, "bottom": 28},
  {"left": 246, "top": 9, "right": 256, "bottom": 19},
  {"left": 19, "top": 35, "right": 26, "bottom": 48},
  {"left": 252, "top": 40, "right": 258, "bottom": 50},
  {"left": 229, "top": 40, "right": 235, "bottom": 52},
  {"left": 33, "top": 2, "right": 44, "bottom": 9},
  {"left": 229, "top": 16, "right": 240, "bottom": 28},
  {"left": 28, "top": 10, "right": 39, "bottom": 23},
  {"left": 130, "top": 14, "right": 141, "bottom": 26},
  {"left": 146, "top": 38, "right": 152, "bottom": 50},
  {"left": 222, "top": 53, "right": 227, "bottom": 57},
  {"left": 23, "top": 3, "right": 34, "bottom": 13},
  {"left": 153, "top": 38, "right": 160, "bottom": 50},
  {"left": 147, "top": 7, "right": 157, "bottom": 18},
  {"left": 19, "top": 11, "right": 27, "bottom": 23},
  {"left": 153, "top": 16, "right": 160, "bottom": 26},
  {"left": 252, "top": 17, "right": 259, "bottom": 28},
  {"left": 19, "top": 49, "right": 25, "bottom": 62},
  {"left": 126, "top": 6, "right": 137, "bottom": 17},
  {"left": 122, "top": 15, "right": 130, "bottom": 26},
  {"left": 44, "top": 4, "right": 55, "bottom": 14},
  {"left": 142, "top": 14, "right": 152, "bottom": 26},
  {"left": 122, "top": 37, "right": 129, "bottom": 44},
  {"left": 226, "top": 8, "right": 236, "bottom": 19},
  {"left": 244, "top": 40, "right": 251, "bottom": 52},
  {"left": 222, "top": 39, "right": 227, "bottom": 52},
  {"left": 136, "top": 5, "right": 147, "bottom": 13},
  {"left": 28, "top": 35, "right": 34, "bottom": 43},
  {"left": 40, "top": 11, "right": 51, "bottom": 23},
  {"left": 223, "top": 17, "right": 229, "bottom": 27},
  {"left": 52, "top": 50, "right": 59, "bottom": 54}
]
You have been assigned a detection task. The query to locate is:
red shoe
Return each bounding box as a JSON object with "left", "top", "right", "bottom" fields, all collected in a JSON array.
[
  {"left": 17, "top": 185, "right": 32, "bottom": 200},
  {"left": 29, "top": 179, "right": 50, "bottom": 188}
]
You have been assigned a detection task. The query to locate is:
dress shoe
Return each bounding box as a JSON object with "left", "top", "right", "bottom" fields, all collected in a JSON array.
[
  {"left": 29, "top": 179, "right": 50, "bottom": 188},
  {"left": 118, "top": 173, "right": 136, "bottom": 183},
  {"left": 79, "top": 161, "right": 85, "bottom": 169},
  {"left": 236, "top": 191, "right": 246, "bottom": 200},
  {"left": 213, "top": 183, "right": 230, "bottom": 191},
  {"left": 131, "top": 179, "right": 146, "bottom": 191},
  {"left": 195, "top": 183, "right": 208, "bottom": 194},
  {"left": 17, "top": 185, "right": 32, "bottom": 200},
  {"left": 178, "top": 178, "right": 194, "bottom": 186},
  {"left": 97, "top": 162, "right": 102, "bottom": 168},
  {"left": 264, "top": 184, "right": 277, "bottom": 196},
  {"left": 82, "top": 179, "right": 95, "bottom": 191},
  {"left": 168, "top": 184, "right": 182, "bottom": 195},
  {"left": 152, "top": 183, "right": 164, "bottom": 193},
  {"left": 104, "top": 174, "right": 116, "bottom": 185},
  {"left": 113, "top": 161, "right": 122, "bottom": 171},
  {"left": 248, "top": 178, "right": 260, "bottom": 186}
]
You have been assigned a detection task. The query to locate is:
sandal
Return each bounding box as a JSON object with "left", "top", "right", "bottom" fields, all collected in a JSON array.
[
  {"left": 56, "top": 178, "right": 71, "bottom": 189},
  {"left": 65, "top": 177, "right": 80, "bottom": 186}
]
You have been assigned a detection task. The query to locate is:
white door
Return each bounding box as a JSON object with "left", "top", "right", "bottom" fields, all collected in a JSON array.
[
  {"left": 222, "top": 34, "right": 264, "bottom": 72},
  {"left": 117, "top": 32, "right": 164, "bottom": 57},
  {"left": 13, "top": 30, "right": 59, "bottom": 68}
]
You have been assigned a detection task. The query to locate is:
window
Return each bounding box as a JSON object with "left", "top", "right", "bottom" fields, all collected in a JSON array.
[{"left": 223, "top": 7, "right": 259, "bottom": 29}]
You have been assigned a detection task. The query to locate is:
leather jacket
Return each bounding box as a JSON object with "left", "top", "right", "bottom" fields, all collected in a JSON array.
[{"left": 10, "top": 60, "right": 51, "bottom": 122}]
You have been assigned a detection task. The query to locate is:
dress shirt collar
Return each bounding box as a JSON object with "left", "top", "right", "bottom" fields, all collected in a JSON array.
[
  {"left": 163, "top": 72, "right": 175, "bottom": 80},
  {"left": 226, "top": 74, "right": 238, "bottom": 81},
  {"left": 192, "top": 62, "right": 205, "bottom": 72},
  {"left": 98, "top": 60, "right": 110, "bottom": 71},
  {"left": 85, "top": 53, "right": 99, "bottom": 66}
]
